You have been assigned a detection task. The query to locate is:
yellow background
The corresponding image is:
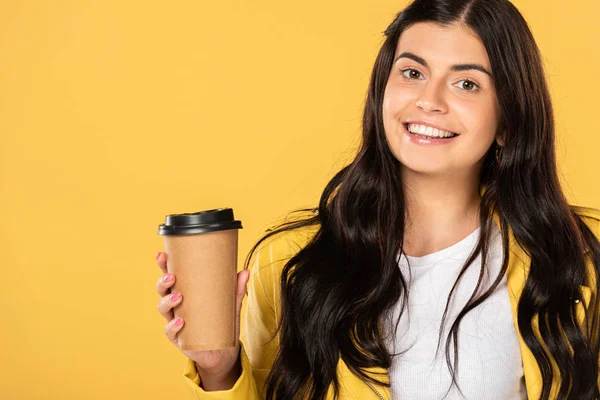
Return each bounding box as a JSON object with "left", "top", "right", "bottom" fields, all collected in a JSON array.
[{"left": 1, "top": 1, "right": 598, "bottom": 398}]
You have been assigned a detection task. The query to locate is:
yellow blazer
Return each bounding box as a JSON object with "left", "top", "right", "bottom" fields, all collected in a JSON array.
[{"left": 182, "top": 206, "right": 600, "bottom": 399}]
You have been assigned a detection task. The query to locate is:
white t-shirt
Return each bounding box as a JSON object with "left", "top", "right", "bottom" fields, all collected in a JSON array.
[{"left": 384, "top": 221, "right": 528, "bottom": 399}]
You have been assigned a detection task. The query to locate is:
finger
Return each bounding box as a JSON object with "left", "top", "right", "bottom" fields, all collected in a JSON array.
[
  {"left": 156, "top": 252, "right": 168, "bottom": 274},
  {"left": 164, "top": 317, "right": 184, "bottom": 345},
  {"left": 156, "top": 273, "right": 175, "bottom": 297},
  {"left": 157, "top": 291, "right": 183, "bottom": 322},
  {"left": 234, "top": 269, "right": 250, "bottom": 340}
]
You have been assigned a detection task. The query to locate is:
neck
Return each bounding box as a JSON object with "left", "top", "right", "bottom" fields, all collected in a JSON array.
[{"left": 400, "top": 167, "right": 482, "bottom": 257}]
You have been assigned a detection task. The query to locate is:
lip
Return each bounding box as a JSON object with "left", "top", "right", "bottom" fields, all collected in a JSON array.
[{"left": 402, "top": 120, "right": 459, "bottom": 136}]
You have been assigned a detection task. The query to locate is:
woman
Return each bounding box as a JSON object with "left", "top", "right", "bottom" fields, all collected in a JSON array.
[{"left": 155, "top": 0, "right": 600, "bottom": 398}]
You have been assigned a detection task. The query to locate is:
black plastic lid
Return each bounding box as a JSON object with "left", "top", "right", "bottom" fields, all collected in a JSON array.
[{"left": 158, "top": 208, "right": 243, "bottom": 235}]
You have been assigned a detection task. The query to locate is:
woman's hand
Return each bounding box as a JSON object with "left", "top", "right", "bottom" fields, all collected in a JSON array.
[{"left": 155, "top": 251, "right": 250, "bottom": 390}]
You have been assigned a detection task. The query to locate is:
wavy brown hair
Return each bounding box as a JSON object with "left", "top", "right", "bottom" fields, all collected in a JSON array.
[{"left": 243, "top": 0, "right": 600, "bottom": 398}]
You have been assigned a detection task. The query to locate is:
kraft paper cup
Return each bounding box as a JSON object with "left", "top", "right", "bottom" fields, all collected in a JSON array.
[{"left": 158, "top": 208, "right": 243, "bottom": 351}]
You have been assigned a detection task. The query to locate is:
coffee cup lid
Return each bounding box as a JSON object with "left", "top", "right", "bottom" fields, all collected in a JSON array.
[{"left": 158, "top": 208, "right": 243, "bottom": 235}]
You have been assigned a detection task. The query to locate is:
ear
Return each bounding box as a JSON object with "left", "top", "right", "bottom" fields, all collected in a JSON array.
[
  {"left": 495, "top": 131, "right": 506, "bottom": 147},
  {"left": 495, "top": 119, "right": 506, "bottom": 147}
]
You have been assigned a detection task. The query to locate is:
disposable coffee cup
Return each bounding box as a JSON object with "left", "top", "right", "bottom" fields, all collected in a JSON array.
[{"left": 157, "top": 208, "right": 243, "bottom": 351}]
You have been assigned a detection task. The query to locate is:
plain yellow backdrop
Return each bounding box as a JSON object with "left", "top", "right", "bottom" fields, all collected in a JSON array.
[{"left": 1, "top": 1, "right": 598, "bottom": 398}]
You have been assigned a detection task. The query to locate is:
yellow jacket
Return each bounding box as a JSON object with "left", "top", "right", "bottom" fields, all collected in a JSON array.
[{"left": 182, "top": 206, "right": 600, "bottom": 399}]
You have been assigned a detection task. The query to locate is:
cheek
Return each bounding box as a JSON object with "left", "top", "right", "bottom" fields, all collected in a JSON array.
[
  {"left": 451, "top": 100, "right": 500, "bottom": 165},
  {"left": 383, "top": 85, "right": 413, "bottom": 129},
  {"left": 454, "top": 99, "right": 499, "bottom": 141}
]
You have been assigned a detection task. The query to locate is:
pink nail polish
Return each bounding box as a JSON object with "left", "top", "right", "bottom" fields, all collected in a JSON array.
[
  {"left": 163, "top": 274, "right": 173, "bottom": 283},
  {"left": 170, "top": 292, "right": 180, "bottom": 302},
  {"left": 174, "top": 318, "right": 183, "bottom": 326}
]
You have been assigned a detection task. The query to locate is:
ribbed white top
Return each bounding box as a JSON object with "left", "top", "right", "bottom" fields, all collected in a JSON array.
[{"left": 384, "top": 222, "right": 527, "bottom": 399}]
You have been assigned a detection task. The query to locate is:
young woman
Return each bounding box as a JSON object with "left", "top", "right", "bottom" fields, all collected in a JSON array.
[{"left": 155, "top": 0, "right": 600, "bottom": 398}]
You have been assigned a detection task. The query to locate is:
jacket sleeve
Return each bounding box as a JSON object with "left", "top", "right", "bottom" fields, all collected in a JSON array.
[
  {"left": 181, "top": 227, "right": 298, "bottom": 399},
  {"left": 182, "top": 341, "right": 260, "bottom": 399}
]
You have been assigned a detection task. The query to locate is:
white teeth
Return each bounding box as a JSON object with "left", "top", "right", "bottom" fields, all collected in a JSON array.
[{"left": 407, "top": 123, "right": 455, "bottom": 138}]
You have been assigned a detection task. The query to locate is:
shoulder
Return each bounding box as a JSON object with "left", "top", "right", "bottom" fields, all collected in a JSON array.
[
  {"left": 571, "top": 205, "right": 600, "bottom": 234},
  {"left": 252, "top": 224, "right": 319, "bottom": 273},
  {"left": 571, "top": 204, "right": 600, "bottom": 220},
  {"left": 248, "top": 215, "right": 320, "bottom": 307}
]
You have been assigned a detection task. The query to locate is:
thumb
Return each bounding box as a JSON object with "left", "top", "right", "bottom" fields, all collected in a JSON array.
[{"left": 237, "top": 269, "right": 250, "bottom": 298}]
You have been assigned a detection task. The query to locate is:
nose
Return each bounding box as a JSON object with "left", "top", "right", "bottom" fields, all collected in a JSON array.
[{"left": 415, "top": 79, "right": 448, "bottom": 113}]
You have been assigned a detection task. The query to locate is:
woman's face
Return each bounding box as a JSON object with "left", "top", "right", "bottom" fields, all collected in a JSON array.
[{"left": 383, "top": 22, "right": 503, "bottom": 176}]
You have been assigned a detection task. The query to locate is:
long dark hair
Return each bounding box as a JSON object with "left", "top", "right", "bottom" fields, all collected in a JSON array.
[{"left": 242, "top": 0, "right": 600, "bottom": 398}]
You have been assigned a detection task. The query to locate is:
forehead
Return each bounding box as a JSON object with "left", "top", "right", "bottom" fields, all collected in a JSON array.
[{"left": 396, "top": 22, "right": 491, "bottom": 69}]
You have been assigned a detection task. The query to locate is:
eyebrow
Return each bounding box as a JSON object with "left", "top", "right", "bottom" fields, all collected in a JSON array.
[{"left": 394, "top": 51, "right": 492, "bottom": 77}]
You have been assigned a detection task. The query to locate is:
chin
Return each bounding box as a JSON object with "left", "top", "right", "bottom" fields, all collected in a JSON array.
[{"left": 397, "top": 155, "right": 452, "bottom": 174}]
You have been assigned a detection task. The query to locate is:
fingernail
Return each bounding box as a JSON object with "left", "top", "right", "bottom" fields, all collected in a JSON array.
[
  {"left": 174, "top": 318, "right": 183, "bottom": 326},
  {"left": 170, "top": 292, "right": 181, "bottom": 302},
  {"left": 156, "top": 252, "right": 161, "bottom": 260},
  {"left": 163, "top": 274, "right": 173, "bottom": 283}
]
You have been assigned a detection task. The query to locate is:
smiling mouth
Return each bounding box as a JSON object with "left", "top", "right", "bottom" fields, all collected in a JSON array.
[{"left": 402, "top": 123, "right": 459, "bottom": 139}]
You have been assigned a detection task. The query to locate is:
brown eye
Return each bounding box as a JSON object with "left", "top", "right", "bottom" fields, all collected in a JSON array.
[
  {"left": 401, "top": 68, "right": 423, "bottom": 80},
  {"left": 456, "top": 79, "right": 480, "bottom": 92}
]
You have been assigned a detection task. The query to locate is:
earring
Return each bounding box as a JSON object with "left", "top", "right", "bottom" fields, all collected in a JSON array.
[{"left": 495, "top": 144, "right": 503, "bottom": 165}]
